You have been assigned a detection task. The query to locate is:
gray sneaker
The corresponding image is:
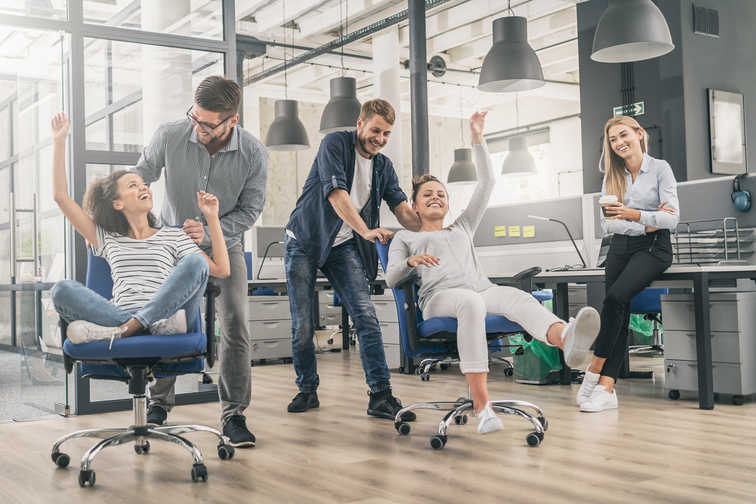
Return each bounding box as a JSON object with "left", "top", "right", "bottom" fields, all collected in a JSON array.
[
  {"left": 149, "top": 310, "right": 187, "bottom": 335},
  {"left": 561, "top": 307, "right": 600, "bottom": 369}
]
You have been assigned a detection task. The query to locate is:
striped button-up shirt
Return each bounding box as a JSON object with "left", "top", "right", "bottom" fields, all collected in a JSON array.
[{"left": 132, "top": 119, "right": 268, "bottom": 254}]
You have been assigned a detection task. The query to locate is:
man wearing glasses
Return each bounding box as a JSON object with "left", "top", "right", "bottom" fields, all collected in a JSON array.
[{"left": 132, "top": 75, "right": 268, "bottom": 448}]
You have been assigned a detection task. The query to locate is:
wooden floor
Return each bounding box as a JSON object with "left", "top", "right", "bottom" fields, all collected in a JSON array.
[{"left": 1, "top": 350, "right": 755, "bottom": 504}]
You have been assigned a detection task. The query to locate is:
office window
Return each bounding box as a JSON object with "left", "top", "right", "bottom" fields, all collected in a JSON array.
[
  {"left": 83, "top": 0, "right": 223, "bottom": 40},
  {"left": 0, "top": 0, "right": 67, "bottom": 20}
]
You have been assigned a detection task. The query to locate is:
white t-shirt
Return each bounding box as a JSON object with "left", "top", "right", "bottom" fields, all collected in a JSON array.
[
  {"left": 92, "top": 226, "right": 201, "bottom": 312},
  {"left": 333, "top": 150, "right": 373, "bottom": 247}
]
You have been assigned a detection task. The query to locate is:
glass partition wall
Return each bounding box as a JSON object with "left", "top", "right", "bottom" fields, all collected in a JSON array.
[{"left": 0, "top": 0, "right": 234, "bottom": 420}]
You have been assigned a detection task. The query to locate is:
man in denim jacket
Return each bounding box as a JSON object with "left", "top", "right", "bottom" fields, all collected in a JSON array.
[{"left": 284, "top": 99, "right": 420, "bottom": 419}]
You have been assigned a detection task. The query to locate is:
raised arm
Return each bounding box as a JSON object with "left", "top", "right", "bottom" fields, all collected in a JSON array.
[
  {"left": 196, "top": 190, "right": 230, "bottom": 278},
  {"left": 51, "top": 112, "right": 98, "bottom": 248}
]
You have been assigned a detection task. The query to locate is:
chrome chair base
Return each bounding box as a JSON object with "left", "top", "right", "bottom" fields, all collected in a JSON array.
[
  {"left": 392, "top": 395, "right": 547, "bottom": 450},
  {"left": 51, "top": 395, "right": 234, "bottom": 486}
]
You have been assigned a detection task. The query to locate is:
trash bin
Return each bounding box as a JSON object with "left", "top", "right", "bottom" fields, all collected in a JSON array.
[{"left": 508, "top": 334, "right": 562, "bottom": 385}]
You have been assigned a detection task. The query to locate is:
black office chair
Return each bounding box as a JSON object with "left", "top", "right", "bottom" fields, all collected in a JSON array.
[
  {"left": 50, "top": 251, "right": 235, "bottom": 487},
  {"left": 376, "top": 239, "right": 547, "bottom": 450}
]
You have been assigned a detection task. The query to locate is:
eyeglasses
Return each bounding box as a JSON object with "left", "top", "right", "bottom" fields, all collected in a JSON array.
[{"left": 186, "top": 107, "right": 234, "bottom": 134}]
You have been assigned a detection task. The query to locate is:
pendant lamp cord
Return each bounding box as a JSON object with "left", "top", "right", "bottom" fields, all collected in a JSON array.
[
  {"left": 283, "top": 0, "right": 288, "bottom": 100},
  {"left": 339, "top": 0, "right": 346, "bottom": 76},
  {"left": 507, "top": 0, "right": 514, "bottom": 16},
  {"left": 459, "top": 86, "right": 465, "bottom": 146}
]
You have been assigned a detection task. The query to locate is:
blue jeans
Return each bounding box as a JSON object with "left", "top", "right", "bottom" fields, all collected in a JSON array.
[
  {"left": 51, "top": 252, "right": 209, "bottom": 332},
  {"left": 285, "top": 235, "right": 391, "bottom": 394}
]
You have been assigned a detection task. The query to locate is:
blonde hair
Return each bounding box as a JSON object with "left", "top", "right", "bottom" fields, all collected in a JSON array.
[
  {"left": 411, "top": 174, "right": 445, "bottom": 203},
  {"left": 599, "top": 115, "right": 649, "bottom": 202}
]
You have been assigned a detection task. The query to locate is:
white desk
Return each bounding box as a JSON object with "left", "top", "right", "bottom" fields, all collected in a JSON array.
[{"left": 492, "top": 265, "right": 756, "bottom": 410}]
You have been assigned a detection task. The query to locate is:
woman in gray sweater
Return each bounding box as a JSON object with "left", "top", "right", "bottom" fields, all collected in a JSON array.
[{"left": 386, "top": 111, "right": 600, "bottom": 435}]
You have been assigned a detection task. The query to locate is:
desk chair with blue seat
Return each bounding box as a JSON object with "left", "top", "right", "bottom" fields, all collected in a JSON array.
[
  {"left": 620, "top": 288, "right": 667, "bottom": 380},
  {"left": 50, "top": 251, "right": 235, "bottom": 487},
  {"left": 376, "top": 239, "right": 547, "bottom": 449}
]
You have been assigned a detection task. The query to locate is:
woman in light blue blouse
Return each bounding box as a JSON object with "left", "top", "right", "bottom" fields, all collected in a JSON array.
[{"left": 578, "top": 116, "right": 679, "bottom": 412}]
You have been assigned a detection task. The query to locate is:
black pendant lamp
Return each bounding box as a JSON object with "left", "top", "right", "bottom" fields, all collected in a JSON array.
[
  {"left": 501, "top": 136, "right": 537, "bottom": 175},
  {"left": 478, "top": 15, "right": 544, "bottom": 93},
  {"left": 265, "top": 99, "right": 310, "bottom": 151},
  {"left": 319, "top": 77, "right": 361, "bottom": 134},
  {"left": 591, "top": 0, "right": 674, "bottom": 63},
  {"left": 447, "top": 148, "right": 477, "bottom": 184}
]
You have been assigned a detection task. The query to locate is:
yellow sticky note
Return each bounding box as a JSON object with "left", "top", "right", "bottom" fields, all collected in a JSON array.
[
  {"left": 509, "top": 226, "right": 521, "bottom": 237},
  {"left": 494, "top": 226, "right": 507, "bottom": 237},
  {"left": 523, "top": 225, "right": 535, "bottom": 238}
]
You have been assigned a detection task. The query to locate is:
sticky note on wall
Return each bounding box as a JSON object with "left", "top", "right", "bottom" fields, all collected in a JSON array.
[
  {"left": 509, "top": 226, "right": 521, "bottom": 237},
  {"left": 523, "top": 225, "right": 535, "bottom": 238},
  {"left": 494, "top": 226, "right": 507, "bottom": 237}
]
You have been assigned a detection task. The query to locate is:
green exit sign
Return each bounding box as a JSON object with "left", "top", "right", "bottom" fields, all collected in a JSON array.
[{"left": 613, "top": 101, "right": 645, "bottom": 117}]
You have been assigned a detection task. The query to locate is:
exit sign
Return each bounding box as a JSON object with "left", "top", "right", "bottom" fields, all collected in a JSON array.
[{"left": 613, "top": 101, "right": 645, "bottom": 117}]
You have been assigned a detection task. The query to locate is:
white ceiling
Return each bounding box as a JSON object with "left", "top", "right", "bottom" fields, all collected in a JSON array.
[{"left": 236, "top": 0, "right": 586, "bottom": 133}]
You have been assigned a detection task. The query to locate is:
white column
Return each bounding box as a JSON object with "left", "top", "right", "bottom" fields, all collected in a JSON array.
[
  {"left": 140, "top": 0, "right": 194, "bottom": 208},
  {"left": 372, "top": 26, "right": 403, "bottom": 180}
]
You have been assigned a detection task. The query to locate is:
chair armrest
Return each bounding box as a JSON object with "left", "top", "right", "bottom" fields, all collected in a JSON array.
[
  {"left": 511, "top": 266, "right": 542, "bottom": 293},
  {"left": 204, "top": 281, "right": 221, "bottom": 369},
  {"left": 396, "top": 275, "right": 421, "bottom": 352}
]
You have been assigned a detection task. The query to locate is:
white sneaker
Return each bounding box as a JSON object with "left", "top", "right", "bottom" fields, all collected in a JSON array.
[
  {"left": 576, "top": 368, "right": 601, "bottom": 406},
  {"left": 149, "top": 310, "right": 187, "bottom": 335},
  {"left": 477, "top": 402, "right": 504, "bottom": 435},
  {"left": 561, "top": 307, "right": 600, "bottom": 369},
  {"left": 579, "top": 385, "right": 618, "bottom": 412},
  {"left": 67, "top": 320, "right": 126, "bottom": 348}
]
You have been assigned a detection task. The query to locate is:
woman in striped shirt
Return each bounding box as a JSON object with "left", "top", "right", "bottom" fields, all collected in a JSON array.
[{"left": 48, "top": 112, "right": 230, "bottom": 348}]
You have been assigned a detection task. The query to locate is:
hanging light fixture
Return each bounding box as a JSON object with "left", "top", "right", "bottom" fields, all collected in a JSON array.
[
  {"left": 501, "top": 94, "right": 537, "bottom": 176},
  {"left": 266, "top": 1, "right": 310, "bottom": 151},
  {"left": 447, "top": 87, "right": 476, "bottom": 184},
  {"left": 319, "top": 1, "right": 361, "bottom": 134},
  {"left": 319, "top": 77, "right": 361, "bottom": 134},
  {"left": 478, "top": 1, "right": 544, "bottom": 93},
  {"left": 502, "top": 136, "right": 537, "bottom": 175},
  {"left": 591, "top": 0, "right": 674, "bottom": 63}
]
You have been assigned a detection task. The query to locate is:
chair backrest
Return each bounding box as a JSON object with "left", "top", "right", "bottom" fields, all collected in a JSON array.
[
  {"left": 376, "top": 239, "right": 457, "bottom": 358},
  {"left": 630, "top": 288, "right": 668, "bottom": 314},
  {"left": 87, "top": 249, "right": 114, "bottom": 298}
]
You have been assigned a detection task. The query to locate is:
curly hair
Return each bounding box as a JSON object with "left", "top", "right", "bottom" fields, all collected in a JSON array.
[
  {"left": 82, "top": 170, "right": 157, "bottom": 236},
  {"left": 411, "top": 174, "right": 444, "bottom": 203}
]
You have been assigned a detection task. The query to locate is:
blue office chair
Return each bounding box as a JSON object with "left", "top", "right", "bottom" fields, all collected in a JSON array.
[
  {"left": 620, "top": 288, "right": 667, "bottom": 380},
  {"left": 51, "top": 251, "right": 234, "bottom": 487},
  {"left": 376, "top": 239, "right": 547, "bottom": 449}
]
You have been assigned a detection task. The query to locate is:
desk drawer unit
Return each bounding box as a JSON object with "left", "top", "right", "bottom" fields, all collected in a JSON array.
[
  {"left": 661, "top": 292, "right": 756, "bottom": 399},
  {"left": 248, "top": 295, "right": 292, "bottom": 362}
]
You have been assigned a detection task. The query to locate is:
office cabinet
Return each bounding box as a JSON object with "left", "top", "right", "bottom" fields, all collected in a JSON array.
[
  {"left": 374, "top": 292, "right": 403, "bottom": 368},
  {"left": 662, "top": 292, "right": 756, "bottom": 403},
  {"left": 248, "top": 296, "right": 292, "bottom": 362}
]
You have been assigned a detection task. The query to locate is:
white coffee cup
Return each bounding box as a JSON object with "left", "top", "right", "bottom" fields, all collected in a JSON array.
[{"left": 599, "top": 195, "right": 618, "bottom": 217}]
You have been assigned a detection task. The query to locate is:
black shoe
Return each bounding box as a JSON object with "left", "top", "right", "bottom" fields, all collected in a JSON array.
[
  {"left": 367, "top": 389, "right": 416, "bottom": 421},
  {"left": 146, "top": 405, "right": 167, "bottom": 425},
  {"left": 287, "top": 391, "right": 320, "bottom": 413},
  {"left": 223, "top": 416, "right": 256, "bottom": 448}
]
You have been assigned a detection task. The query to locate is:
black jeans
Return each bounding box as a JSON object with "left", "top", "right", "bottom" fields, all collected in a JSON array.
[{"left": 594, "top": 230, "right": 673, "bottom": 381}]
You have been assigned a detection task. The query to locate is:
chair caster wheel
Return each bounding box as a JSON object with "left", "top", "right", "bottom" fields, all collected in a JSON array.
[
  {"left": 78, "top": 469, "right": 96, "bottom": 487},
  {"left": 504, "top": 367, "right": 514, "bottom": 377},
  {"left": 440, "top": 363, "right": 449, "bottom": 370},
  {"left": 668, "top": 389, "right": 680, "bottom": 400},
  {"left": 202, "top": 373, "right": 214, "bottom": 384},
  {"left": 327, "top": 338, "right": 334, "bottom": 345},
  {"left": 395, "top": 421, "right": 411, "bottom": 435},
  {"left": 218, "top": 443, "right": 235, "bottom": 460},
  {"left": 430, "top": 435, "right": 447, "bottom": 450},
  {"left": 134, "top": 441, "right": 150, "bottom": 454},
  {"left": 538, "top": 416, "right": 548, "bottom": 431},
  {"left": 453, "top": 414, "right": 468, "bottom": 425},
  {"left": 732, "top": 395, "right": 745, "bottom": 406},
  {"left": 350, "top": 339, "right": 356, "bottom": 346},
  {"left": 526, "top": 432, "right": 542, "bottom": 447},
  {"left": 191, "top": 464, "right": 208, "bottom": 482},
  {"left": 420, "top": 373, "right": 430, "bottom": 381},
  {"left": 52, "top": 452, "right": 70, "bottom": 468}
]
